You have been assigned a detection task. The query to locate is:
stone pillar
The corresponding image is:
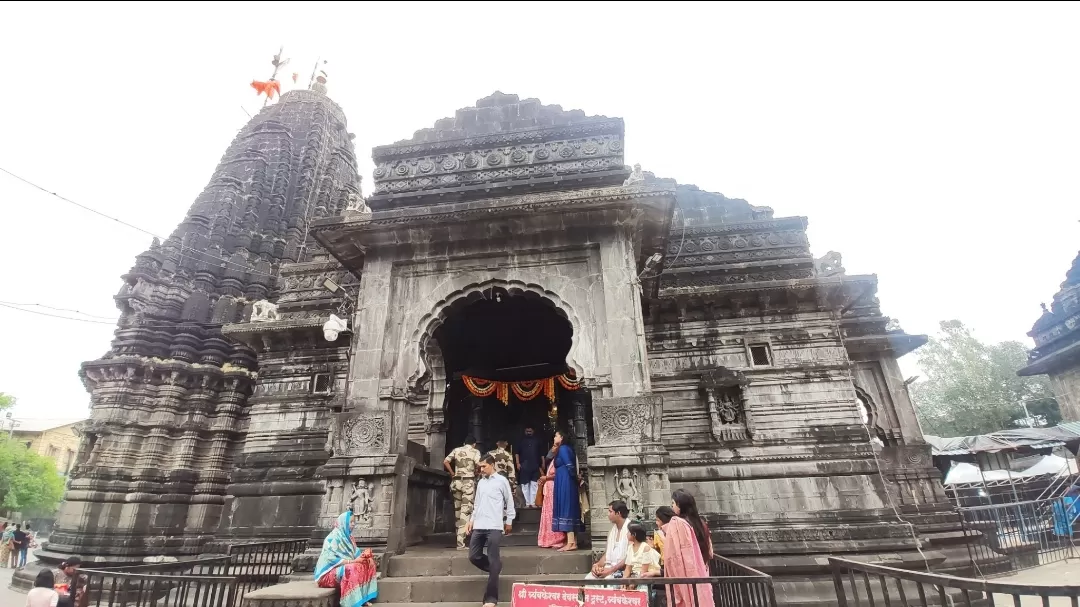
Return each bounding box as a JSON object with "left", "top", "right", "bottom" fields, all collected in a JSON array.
[
  {"left": 470, "top": 396, "right": 485, "bottom": 450},
  {"left": 598, "top": 229, "right": 652, "bottom": 397},
  {"left": 586, "top": 395, "right": 669, "bottom": 544}
]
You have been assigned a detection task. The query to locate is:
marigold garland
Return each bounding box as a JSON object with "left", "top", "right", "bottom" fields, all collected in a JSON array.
[
  {"left": 462, "top": 374, "right": 569, "bottom": 405},
  {"left": 556, "top": 373, "right": 582, "bottom": 391},
  {"left": 463, "top": 376, "right": 497, "bottom": 397},
  {"left": 511, "top": 380, "right": 545, "bottom": 401}
]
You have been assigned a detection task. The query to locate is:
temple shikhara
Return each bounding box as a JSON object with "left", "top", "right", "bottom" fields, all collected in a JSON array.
[{"left": 36, "top": 77, "right": 971, "bottom": 604}]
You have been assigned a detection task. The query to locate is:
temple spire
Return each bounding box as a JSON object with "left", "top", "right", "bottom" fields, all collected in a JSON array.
[{"left": 308, "top": 59, "right": 329, "bottom": 95}]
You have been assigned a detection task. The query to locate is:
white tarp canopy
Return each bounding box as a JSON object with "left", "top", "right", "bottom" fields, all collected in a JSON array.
[{"left": 944, "top": 455, "right": 1079, "bottom": 485}]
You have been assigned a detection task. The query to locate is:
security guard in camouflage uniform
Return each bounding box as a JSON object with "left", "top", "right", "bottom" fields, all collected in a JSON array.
[
  {"left": 491, "top": 439, "right": 522, "bottom": 508},
  {"left": 443, "top": 435, "right": 482, "bottom": 550}
]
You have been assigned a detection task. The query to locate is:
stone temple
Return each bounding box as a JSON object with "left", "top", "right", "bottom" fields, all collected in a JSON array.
[
  {"left": 1020, "top": 250, "right": 1080, "bottom": 422},
  {"left": 40, "top": 81, "right": 972, "bottom": 604}
]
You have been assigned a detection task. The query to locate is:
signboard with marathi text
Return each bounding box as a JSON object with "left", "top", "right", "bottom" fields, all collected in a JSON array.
[
  {"left": 583, "top": 587, "right": 649, "bottom": 607},
  {"left": 511, "top": 583, "right": 582, "bottom": 607}
]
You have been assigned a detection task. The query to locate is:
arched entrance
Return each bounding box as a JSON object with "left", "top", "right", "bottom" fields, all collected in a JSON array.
[{"left": 432, "top": 286, "right": 590, "bottom": 454}]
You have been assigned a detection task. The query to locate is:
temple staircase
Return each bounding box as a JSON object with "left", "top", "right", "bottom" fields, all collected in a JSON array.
[{"left": 377, "top": 506, "right": 592, "bottom": 606}]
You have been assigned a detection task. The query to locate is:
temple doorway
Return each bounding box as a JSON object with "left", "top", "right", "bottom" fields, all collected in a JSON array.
[{"left": 434, "top": 286, "right": 592, "bottom": 457}]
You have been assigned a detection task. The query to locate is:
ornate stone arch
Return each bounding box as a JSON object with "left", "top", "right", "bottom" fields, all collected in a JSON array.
[{"left": 404, "top": 279, "right": 590, "bottom": 394}]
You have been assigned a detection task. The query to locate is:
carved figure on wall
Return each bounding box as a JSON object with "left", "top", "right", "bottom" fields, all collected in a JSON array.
[
  {"left": 349, "top": 478, "right": 374, "bottom": 526},
  {"left": 815, "top": 251, "right": 845, "bottom": 277},
  {"left": 623, "top": 163, "right": 646, "bottom": 186},
  {"left": 345, "top": 189, "right": 369, "bottom": 213},
  {"left": 250, "top": 299, "right": 280, "bottom": 322},
  {"left": 613, "top": 468, "right": 643, "bottom": 521}
]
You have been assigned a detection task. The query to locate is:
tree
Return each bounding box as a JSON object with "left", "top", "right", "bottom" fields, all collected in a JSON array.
[
  {"left": 0, "top": 437, "right": 65, "bottom": 516},
  {"left": 910, "top": 320, "right": 1060, "bottom": 437},
  {"left": 0, "top": 392, "right": 15, "bottom": 412}
]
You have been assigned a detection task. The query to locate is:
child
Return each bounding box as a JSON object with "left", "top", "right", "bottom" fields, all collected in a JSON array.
[{"left": 623, "top": 522, "right": 661, "bottom": 591}]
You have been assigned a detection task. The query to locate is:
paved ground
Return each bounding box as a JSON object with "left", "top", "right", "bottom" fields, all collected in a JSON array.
[
  {"left": 990, "top": 559, "right": 1080, "bottom": 606},
  {"left": 1, "top": 565, "right": 25, "bottom": 605}
]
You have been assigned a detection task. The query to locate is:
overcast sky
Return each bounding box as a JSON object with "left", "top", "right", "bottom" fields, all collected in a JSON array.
[{"left": 0, "top": 2, "right": 1077, "bottom": 421}]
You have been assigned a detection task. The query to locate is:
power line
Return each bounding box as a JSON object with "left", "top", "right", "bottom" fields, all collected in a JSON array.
[
  {"left": 0, "top": 302, "right": 115, "bottom": 325},
  {"left": 0, "top": 301, "right": 116, "bottom": 321},
  {"left": 0, "top": 166, "right": 277, "bottom": 279}
]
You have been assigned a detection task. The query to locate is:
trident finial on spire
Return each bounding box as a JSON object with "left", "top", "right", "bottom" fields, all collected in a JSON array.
[{"left": 308, "top": 58, "right": 329, "bottom": 94}]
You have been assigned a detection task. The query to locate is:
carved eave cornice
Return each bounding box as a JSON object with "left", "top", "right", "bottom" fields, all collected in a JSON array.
[
  {"left": 80, "top": 354, "right": 256, "bottom": 391},
  {"left": 373, "top": 118, "right": 625, "bottom": 159},
  {"left": 842, "top": 333, "right": 928, "bottom": 358},
  {"left": 654, "top": 273, "right": 878, "bottom": 314},
  {"left": 1019, "top": 335, "right": 1080, "bottom": 376},
  {"left": 312, "top": 184, "right": 676, "bottom": 271},
  {"left": 222, "top": 317, "right": 352, "bottom": 352}
]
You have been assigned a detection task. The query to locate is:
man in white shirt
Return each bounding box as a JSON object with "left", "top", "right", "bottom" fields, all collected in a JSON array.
[
  {"left": 586, "top": 500, "right": 631, "bottom": 580},
  {"left": 466, "top": 454, "right": 516, "bottom": 607}
]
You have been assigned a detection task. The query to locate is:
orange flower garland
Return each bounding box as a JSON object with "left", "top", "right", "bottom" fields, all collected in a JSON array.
[
  {"left": 462, "top": 374, "right": 571, "bottom": 405},
  {"left": 462, "top": 376, "right": 497, "bottom": 398}
]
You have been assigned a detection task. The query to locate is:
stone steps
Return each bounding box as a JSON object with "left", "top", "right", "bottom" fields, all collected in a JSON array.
[
  {"left": 386, "top": 546, "right": 592, "bottom": 577},
  {"left": 378, "top": 574, "right": 588, "bottom": 604}
]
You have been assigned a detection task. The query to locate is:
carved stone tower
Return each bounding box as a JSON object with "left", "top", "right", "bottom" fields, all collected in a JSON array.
[{"left": 45, "top": 83, "right": 361, "bottom": 564}]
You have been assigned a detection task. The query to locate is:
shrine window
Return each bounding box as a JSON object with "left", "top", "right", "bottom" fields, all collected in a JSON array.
[
  {"left": 311, "top": 373, "right": 332, "bottom": 394},
  {"left": 748, "top": 343, "right": 772, "bottom": 366}
]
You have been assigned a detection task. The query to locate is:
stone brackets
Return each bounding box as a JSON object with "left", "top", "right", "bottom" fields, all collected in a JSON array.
[{"left": 592, "top": 396, "right": 664, "bottom": 446}]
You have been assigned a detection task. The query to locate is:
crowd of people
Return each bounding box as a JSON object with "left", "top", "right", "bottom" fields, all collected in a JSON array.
[
  {"left": 2, "top": 522, "right": 38, "bottom": 568},
  {"left": 312, "top": 425, "right": 716, "bottom": 607}
]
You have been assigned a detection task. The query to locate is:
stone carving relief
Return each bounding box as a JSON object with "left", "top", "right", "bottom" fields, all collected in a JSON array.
[
  {"left": 624, "top": 163, "right": 645, "bottom": 186},
  {"left": 595, "top": 400, "right": 649, "bottom": 445},
  {"left": 700, "top": 369, "right": 751, "bottom": 443},
  {"left": 336, "top": 412, "right": 390, "bottom": 456},
  {"left": 349, "top": 478, "right": 375, "bottom": 527},
  {"left": 612, "top": 468, "right": 644, "bottom": 521},
  {"left": 345, "top": 189, "right": 369, "bottom": 213},
  {"left": 250, "top": 300, "right": 280, "bottom": 322},
  {"left": 815, "top": 251, "right": 845, "bottom": 277}
]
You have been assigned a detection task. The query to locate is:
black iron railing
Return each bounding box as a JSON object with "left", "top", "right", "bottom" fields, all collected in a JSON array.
[
  {"left": 829, "top": 557, "right": 1080, "bottom": 606},
  {"left": 225, "top": 539, "right": 308, "bottom": 600},
  {"left": 67, "top": 539, "right": 307, "bottom": 606},
  {"left": 958, "top": 498, "right": 1077, "bottom": 575},
  {"left": 538, "top": 555, "right": 776, "bottom": 607},
  {"left": 72, "top": 568, "right": 238, "bottom": 607}
]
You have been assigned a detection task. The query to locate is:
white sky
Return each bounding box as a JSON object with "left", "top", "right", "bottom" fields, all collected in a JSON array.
[{"left": 0, "top": 2, "right": 1077, "bottom": 419}]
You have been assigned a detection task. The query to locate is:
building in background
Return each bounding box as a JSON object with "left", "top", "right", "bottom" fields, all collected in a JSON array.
[{"left": 10, "top": 418, "right": 85, "bottom": 476}]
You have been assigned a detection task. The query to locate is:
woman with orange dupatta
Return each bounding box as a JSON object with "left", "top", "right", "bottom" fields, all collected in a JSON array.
[{"left": 661, "top": 490, "right": 714, "bottom": 607}]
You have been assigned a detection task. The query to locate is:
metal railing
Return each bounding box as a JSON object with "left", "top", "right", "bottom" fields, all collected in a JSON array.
[
  {"left": 958, "top": 498, "right": 1077, "bottom": 575},
  {"left": 72, "top": 568, "right": 238, "bottom": 607},
  {"left": 225, "top": 539, "right": 307, "bottom": 599},
  {"left": 829, "top": 557, "right": 1080, "bottom": 606},
  {"left": 67, "top": 539, "right": 307, "bottom": 606},
  {"left": 537, "top": 555, "right": 777, "bottom": 607}
]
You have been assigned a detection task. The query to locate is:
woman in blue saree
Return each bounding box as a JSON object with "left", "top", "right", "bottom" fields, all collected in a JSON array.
[
  {"left": 551, "top": 431, "right": 583, "bottom": 551},
  {"left": 315, "top": 511, "right": 378, "bottom": 607}
]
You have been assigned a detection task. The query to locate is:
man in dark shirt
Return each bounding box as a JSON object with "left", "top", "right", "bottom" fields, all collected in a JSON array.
[
  {"left": 11, "top": 525, "right": 26, "bottom": 567},
  {"left": 514, "top": 426, "right": 545, "bottom": 507}
]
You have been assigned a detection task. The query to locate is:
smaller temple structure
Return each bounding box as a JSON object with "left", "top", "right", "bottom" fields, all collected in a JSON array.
[{"left": 1019, "top": 250, "right": 1080, "bottom": 422}]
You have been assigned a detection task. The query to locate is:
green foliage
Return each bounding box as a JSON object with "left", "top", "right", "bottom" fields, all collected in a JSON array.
[
  {"left": 0, "top": 393, "right": 15, "bottom": 412},
  {"left": 0, "top": 437, "right": 65, "bottom": 516},
  {"left": 911, "top": 320, "right": 1060, "bottom": 437}
]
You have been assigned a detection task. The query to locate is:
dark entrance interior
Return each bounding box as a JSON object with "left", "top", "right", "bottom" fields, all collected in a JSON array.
[{"left": 435, "top": 287, "right": 589, "bottom": 455}]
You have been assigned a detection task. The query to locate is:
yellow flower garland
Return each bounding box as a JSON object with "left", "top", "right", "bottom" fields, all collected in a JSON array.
[{"left": 462, "top": 374, "right": 573, "bottom": 405}]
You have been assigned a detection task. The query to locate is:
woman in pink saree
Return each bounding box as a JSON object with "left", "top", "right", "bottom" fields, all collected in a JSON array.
[
  {"left": 661, "top": 490, "right": 714, "bottom": 607},
  {"left": 536, "top": 447, "right": 566, "bottom": 548}
]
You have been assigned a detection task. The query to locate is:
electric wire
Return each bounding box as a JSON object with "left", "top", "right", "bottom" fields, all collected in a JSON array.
[{"left": 0, "top": 166, "right": 277, "bottom": 279}]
